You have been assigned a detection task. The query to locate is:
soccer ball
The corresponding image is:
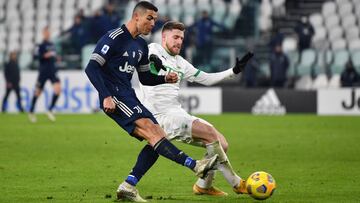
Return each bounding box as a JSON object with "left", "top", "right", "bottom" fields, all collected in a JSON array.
[{"left": 246, "top": 171, "right": 276, "bottom": 200}]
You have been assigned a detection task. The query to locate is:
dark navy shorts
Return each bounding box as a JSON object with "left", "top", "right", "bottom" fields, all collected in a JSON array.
[
  {"left": 105, "top": 95, "right": 158, "bottom": 141},
  {"left": 36, "top": 71, "right": 60, "bottom": 89}
]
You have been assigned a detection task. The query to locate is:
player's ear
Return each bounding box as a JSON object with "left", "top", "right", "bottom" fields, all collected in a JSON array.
[
  {"left": 132, "top": 9, "right": 141, "bottom": 21},
  {"left": 133, "top": 11, "right": 139, "bottom": 20},
  {"left": 161, "top": 32, "right": 166, "bottom": 42}
]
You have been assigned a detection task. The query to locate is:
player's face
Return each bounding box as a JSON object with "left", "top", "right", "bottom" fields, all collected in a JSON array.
[
  {"left": 43, "top": 29, "right": 50, "bottom": 41},
  {"left": 136, "top": 10, "right": 158, "bottom": 35},
  {"left": 164, "top": 29, "right": 184, "bottom": 55}
]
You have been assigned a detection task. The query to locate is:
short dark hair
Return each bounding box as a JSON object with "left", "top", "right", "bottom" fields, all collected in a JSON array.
[
  {"left": 162, "top": 21, "right": 186, "bottom": 33},
  {"left": 133, "top": 1, "right": 158, "bottom": 14}
]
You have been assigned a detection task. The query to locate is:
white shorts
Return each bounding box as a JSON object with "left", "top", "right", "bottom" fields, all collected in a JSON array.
[{"left": 154, "top": 108, "right": 212, "bottom": 146}]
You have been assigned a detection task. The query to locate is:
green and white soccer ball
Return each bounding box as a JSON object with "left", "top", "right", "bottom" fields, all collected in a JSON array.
[{"left": 246, "top": 171, "right": 276, "bottom": 200}]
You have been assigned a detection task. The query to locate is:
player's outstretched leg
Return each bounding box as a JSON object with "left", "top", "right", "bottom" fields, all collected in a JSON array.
[
  {"left": 191, "top": 120, "right": 247, "bottom": 195},
  {"left": 193, "top": 162, "right": 228, "bottom": 196},
  {"left": 206, "top": 140, "right": 247, "bottom": 194},
  {"left": 134, "top": 118, "right": 218, "bottom": 178},
  {"left": 117, "top": 143, "right": 217, "bottom": 202},
  {"left": 153, "top": 137, "right": 218, "bottom": 178}
]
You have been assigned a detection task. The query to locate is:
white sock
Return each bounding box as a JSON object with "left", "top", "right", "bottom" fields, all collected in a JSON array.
[
  {"left": 206, "top": 141, "right": 241, "bottom": 187},
  {"left": 196, "top": 170, "right": 215, "bottom": 189}
]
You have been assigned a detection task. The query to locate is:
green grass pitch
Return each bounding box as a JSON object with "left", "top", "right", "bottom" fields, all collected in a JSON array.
[{"left": 1, "top": 113, "right": 360, "bottom": 202}]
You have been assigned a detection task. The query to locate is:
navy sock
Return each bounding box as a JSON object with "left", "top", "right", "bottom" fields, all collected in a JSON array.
[
  {"left": 30, "top": 96, "right": 38, "bottom": 113},
  {"left": 154, "top": 138, "right": 196, "bottom": 169},
  {"left": 49, "top": 94, "right": 59, "bottom": 111},
  {"left": 125, "top": 144, "right": 159, "bottom": 186}
]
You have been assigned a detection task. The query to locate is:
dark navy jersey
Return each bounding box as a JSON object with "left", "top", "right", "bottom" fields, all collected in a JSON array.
[
  {"left": 35, "top": 41, "right": 57, "bottom": 73},
  {"left": 90, "top": 24, "right": 150, "bottom": 98}
]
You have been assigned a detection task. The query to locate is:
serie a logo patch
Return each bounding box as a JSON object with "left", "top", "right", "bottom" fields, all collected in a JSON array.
[{"left": 101, "top": 45, "right": 110, "bottom": 54}]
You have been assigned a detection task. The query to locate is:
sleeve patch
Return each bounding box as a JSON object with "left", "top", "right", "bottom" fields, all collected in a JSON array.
[{"left": 101, "top": 45, "right": 110, "bottom": 54}]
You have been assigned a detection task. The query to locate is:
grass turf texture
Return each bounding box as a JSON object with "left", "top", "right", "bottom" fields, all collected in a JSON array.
[{"left": 0, "top": 113, "right": 360, "bottom": 203}]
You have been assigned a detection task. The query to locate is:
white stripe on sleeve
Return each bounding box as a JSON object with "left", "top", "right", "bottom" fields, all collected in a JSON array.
[{"left": 90, "top": 53, "right": 106, "bottom": 66}]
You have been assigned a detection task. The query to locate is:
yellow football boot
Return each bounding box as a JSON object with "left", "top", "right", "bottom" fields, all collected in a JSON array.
[
  {"left": 233, "top": 179, "right": 248, "bottom": 194},
  {"left": 193, "top": 184, "right": 228, "bottom": 196}
]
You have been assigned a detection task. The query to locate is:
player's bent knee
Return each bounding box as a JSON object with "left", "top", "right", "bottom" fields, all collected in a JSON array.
[{"left": 135, "top": 118, "right": 165, "bottom": 145}]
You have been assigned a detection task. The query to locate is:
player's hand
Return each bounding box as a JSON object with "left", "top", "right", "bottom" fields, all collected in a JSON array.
[
  {"left": 44, "top": 51, "right": 56, "bottom": 58},
  {"left": 165, "top": 72, "right": 178, "bottom": 83},
  {"left": 149, "top": 54, "right": 167, "bottom": 72},
  {"left": 232, "top": 52, "right": 254, "bottom": 74},
  {"left": 103, "top": 96, "right": 116, "bottom": 113}
]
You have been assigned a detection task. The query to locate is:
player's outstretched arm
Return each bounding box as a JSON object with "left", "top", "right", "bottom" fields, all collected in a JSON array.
[{"left": 191, "top": 52, "right": 254, "bottom": 86}]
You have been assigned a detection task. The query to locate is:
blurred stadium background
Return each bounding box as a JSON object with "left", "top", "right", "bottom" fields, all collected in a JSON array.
[{"left": 0, "top": 0, "right": 360, "bottom": 114}]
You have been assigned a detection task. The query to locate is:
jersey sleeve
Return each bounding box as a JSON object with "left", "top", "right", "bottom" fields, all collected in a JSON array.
[
  {"left": 90, "top": 35, "right": 115, "bottom": 67},
  {"left": 182, "top": 59, "right": 202, "bottom": 82},
  {"left": 182, "top": 57, "right": 235, "bottom": 86},
  {"left": 137, "top": 40, "right": 151, "bottom": 72}
]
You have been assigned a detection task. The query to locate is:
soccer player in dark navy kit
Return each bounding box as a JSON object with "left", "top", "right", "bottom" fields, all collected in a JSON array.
[
  {"left": 28, "top": 27, "right": 61, "bottom": 122},
  {"left": 85, "top": 2, "right": 217, "bottom": 202},
  {"left": 2, "top": 51, "right": 24, "bottom": 113}
]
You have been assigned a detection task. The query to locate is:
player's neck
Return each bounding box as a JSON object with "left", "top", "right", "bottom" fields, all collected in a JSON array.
[{"left": 125, "top": 21, "right": 140, "bottom": 38}]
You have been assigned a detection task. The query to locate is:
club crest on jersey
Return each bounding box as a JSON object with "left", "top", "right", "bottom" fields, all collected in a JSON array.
[
  {"left": 119, "top": 61, "right": 135, "bottom": 73},
  {"left": 101, "top": 45, "right": 110, "bottom": 54}
]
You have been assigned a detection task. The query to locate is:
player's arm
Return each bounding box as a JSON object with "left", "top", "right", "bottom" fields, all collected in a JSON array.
[
  {"left": 137, "top": 45, "right": 177, "bottom": 85},
  {"left": 190, "top": 52, "right": 254, "bottom": 86},
  {"left": 85, "top": 36, "right": 114, "bottom": 112},
  {"left": 85, "top": 60, "right": 111, "bottom": 98},
  {"left": 38, "top": 45, "right": 55, "bottom": 59},
  {"left": 138, "top": 65, "right": 177, "bottom": 85},
  {"left": 43, "top": 51, "right": 55, "bottom": 59}
]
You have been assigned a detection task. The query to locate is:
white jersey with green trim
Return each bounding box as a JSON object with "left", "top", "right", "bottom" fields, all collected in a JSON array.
[{"left": 139, "top": 43, "right": 235, "bottom": 115}]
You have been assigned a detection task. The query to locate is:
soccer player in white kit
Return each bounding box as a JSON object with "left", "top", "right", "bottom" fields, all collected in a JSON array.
[{"left": 140, "top": 21, "right": 254, "bottom": 196}]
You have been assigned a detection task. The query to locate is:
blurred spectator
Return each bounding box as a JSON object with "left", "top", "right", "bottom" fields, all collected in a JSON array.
[
  {"left": 294, "top": 16, "right": 314, "bottom": 53},
  {"left": 269, "top": 44, "right": 289, "bottom": 87},
  {"left": 102, "top": 3, "right": 121, "bottom": 29},
  {"left": 90, "top": 10, "right": 111, "bottom": 43},
  {"left": 76, "top": 9, "right": 91, "bottom": 31},
  {"left": 2, "top": 51, "right": 24, "bottom": 113},
  {"left": 89, "top": 4, "right": 120, "bottom": 43},
  {"left": 64, "top": 15, "right": 89, "bottom": 55},
  {"left": 243, "top": 58, "right": 259, "bottom": 88},
  {"left": 152, "top": 15, "right": 169, "bottom": 33},
  {"left": 150, "top": 16, "right": 170, "bottom": 43},
  {"left": 269, "top": 28, "right": 284, "bottom": 51},
  {"left": 190, "top": 11, "right": 226, "bottom": 66},
  {"left": 341, "top": 60, "right": 360, "bottom": 87}
]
